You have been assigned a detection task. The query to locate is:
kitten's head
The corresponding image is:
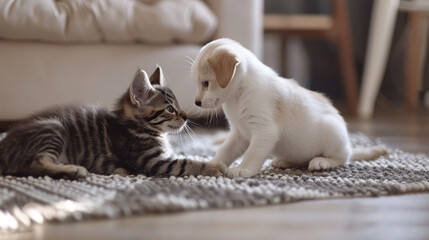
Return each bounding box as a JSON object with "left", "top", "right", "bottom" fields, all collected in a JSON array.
[{"left": 116, "top": 67, "right": 187, "bottom": 134}]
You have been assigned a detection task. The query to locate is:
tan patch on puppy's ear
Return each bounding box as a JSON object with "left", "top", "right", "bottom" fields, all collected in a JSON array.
[{"left": 207, "top": 50, "right": 240, "bottom": 88}]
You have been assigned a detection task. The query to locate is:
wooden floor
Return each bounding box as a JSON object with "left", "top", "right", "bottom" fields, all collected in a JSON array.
[{"left": 2, "top": 104, "right": 429, "bottom": 240}]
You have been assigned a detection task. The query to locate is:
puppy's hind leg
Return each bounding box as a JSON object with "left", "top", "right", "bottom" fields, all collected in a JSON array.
[
  {"left": 308, "top": 116, "right": 351, "bottom": 171},
  {"left": 308, "top": 141, "right": 351, "bottom": 171},
  {"left": 308, "top": 157, "right": 346, "bottom": 171}
]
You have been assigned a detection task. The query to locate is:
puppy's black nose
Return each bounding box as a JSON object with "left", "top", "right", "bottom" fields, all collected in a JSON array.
[{"left": 195, "top": 101, "right": 201, "bottom": 107}]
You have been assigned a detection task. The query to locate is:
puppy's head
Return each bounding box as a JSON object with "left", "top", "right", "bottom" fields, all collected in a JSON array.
[{"left": 192, "top": 39, "right": 241, "bottom": 109}]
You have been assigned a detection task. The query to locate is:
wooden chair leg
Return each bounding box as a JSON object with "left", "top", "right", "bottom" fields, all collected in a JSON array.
[
  {"left": 405, "top": 12, "right": 428, "bottom": 109},
  {"left": 358, "top": 0, "right": 400, "bottom": 118},
  {"left": 332, "top": 0, "right": 358, "bottom": 115},
  {"left": 280, "top": 37, "right": 288, "bottom": 77}
]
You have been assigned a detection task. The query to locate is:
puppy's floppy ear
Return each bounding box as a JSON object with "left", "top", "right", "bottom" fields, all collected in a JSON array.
[
  {"left": 149, "top": 65, "right": 166, "bottom": 86},
  {"left": 129, "top": 69, "right": 155, "bottom": 106},
  {"left": 207, "top": 49, "right": 240, "bottom": 88}
]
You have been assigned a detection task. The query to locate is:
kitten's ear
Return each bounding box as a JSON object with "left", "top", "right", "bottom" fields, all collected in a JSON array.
[
  {"left": 149, "top": 66, "right": 166, "bottom": 87},
  {"left": 129, "top": 69, "right": 155, "bottom": 106},
  {"left": 207, "top": 49, "right": 240, "bottom": 88}
]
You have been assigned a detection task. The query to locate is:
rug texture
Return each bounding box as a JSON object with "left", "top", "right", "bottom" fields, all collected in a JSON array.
[{"left": 1, "top": 132, "right": 429, "bottom": 233}]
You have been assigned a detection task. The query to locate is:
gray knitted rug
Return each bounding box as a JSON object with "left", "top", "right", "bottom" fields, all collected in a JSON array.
[{"left": 1, "top": 131, "right": 429, "bottom": 233}]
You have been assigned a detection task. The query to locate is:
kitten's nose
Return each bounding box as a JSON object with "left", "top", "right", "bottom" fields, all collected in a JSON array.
[
  {"left": 195, "top": 101, "right": 201, "bottom": 107},
  {"left": 179, "top": 111, "right": 188, "bottom": 121}
]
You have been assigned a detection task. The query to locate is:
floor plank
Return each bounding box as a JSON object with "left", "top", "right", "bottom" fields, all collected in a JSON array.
[{"left": 5, "top": 194, "right": 429, "bottom": 240}]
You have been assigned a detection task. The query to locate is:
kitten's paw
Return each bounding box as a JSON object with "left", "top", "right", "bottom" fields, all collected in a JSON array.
[
  {"left": 202, "top": 162, "right": 227, "bottom": 177},
  {"left": 308, "top": 157, "right": 342, "bottom": 171},
  {"left": 226, "top": 167, "right": 258, "bottom": 178},
  {"left": 113, "top": 168, "right": 129, "bottom": 176},
  {"left": 66, "top": 165, "right": 89, "bottom": 180}
]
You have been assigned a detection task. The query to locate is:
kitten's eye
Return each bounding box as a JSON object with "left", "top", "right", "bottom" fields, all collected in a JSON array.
[
  {"left": 166, "top": 105, "right": 174, "bottom": 113},
  {"left": 202, "top": 81, "right": 209, "bottom": 88}
]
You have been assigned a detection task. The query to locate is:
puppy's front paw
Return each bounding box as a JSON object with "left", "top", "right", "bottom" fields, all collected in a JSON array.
[
  {"left": 226, "top": 167, "right": 258, "bottom": 178},
  {"left": 202, "top": 162, "right": 227, "bottom": 177}
]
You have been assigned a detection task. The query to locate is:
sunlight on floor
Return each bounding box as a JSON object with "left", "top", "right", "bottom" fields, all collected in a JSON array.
[{"left": 0, "top": 210, "right": 19, "bottom": 231}]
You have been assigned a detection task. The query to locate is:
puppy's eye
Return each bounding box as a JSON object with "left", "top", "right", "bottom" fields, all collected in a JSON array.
[
  {"left": 166, "top": 105, "right": 174, "bottom": 113},
  {"left": 202, "top": 81, "right": 209, "bottom": 88}
]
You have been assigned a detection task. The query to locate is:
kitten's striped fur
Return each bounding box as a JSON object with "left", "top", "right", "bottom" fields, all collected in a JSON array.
[{"left": 0, "top": 67, "right": 226, "bottom": 179}]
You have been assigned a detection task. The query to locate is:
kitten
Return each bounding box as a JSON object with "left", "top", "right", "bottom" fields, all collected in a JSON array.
[
  {"left": 0, "top": 67, "right": 226, "bottom": 179},
  {"left": 191, "top": 38, "right": 387, "bottom": 178}
]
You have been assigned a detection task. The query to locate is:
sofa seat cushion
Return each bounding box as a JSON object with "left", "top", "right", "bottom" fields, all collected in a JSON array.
[{"left": 0, "top": 0, "right": 217, "bottom": 44}]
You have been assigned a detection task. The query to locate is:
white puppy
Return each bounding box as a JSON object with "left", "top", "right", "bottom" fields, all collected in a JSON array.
[{"left": 191, "top": 38, "right": 387, "bottom": 178}]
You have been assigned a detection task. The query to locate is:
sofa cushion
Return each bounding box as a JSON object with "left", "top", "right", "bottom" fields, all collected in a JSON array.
[{"left": 0, "top": 0, "right": 217, "bottom": 44}]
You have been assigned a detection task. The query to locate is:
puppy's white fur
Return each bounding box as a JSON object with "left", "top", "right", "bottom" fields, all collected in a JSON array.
[{"left": 192, "top": 38, "right": 387, "bottom": 178}]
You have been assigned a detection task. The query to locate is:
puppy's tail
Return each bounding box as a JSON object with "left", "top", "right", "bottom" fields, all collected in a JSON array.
[{"left": 351, "top": 146, "right": 388, "bottom": 161}]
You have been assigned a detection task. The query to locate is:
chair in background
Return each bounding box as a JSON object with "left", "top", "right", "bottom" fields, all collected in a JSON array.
[
  {"left": 264, "top": 0, "right": 359, "bottom": 115},
  {"left": 358, "top": 0, "right": 429, "bottom": 118}
]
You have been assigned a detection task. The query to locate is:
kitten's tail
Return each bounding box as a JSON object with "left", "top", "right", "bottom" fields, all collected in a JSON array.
[{"left": 351, "top": 146, "right": 388, "bottom": 161}]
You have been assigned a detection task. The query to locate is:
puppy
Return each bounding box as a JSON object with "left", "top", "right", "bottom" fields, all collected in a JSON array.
[{"left": 191, "top": 38, "right": 387, "bottom": 178}]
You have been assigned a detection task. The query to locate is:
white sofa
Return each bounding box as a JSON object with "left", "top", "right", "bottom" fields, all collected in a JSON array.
[{"left": 0, "top": 0, "right": 263, "bottom": 121}]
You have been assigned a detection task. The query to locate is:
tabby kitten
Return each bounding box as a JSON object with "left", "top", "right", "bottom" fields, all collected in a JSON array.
[{"left": 0, "top": 67, "right": 226, "bottom": 179}]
